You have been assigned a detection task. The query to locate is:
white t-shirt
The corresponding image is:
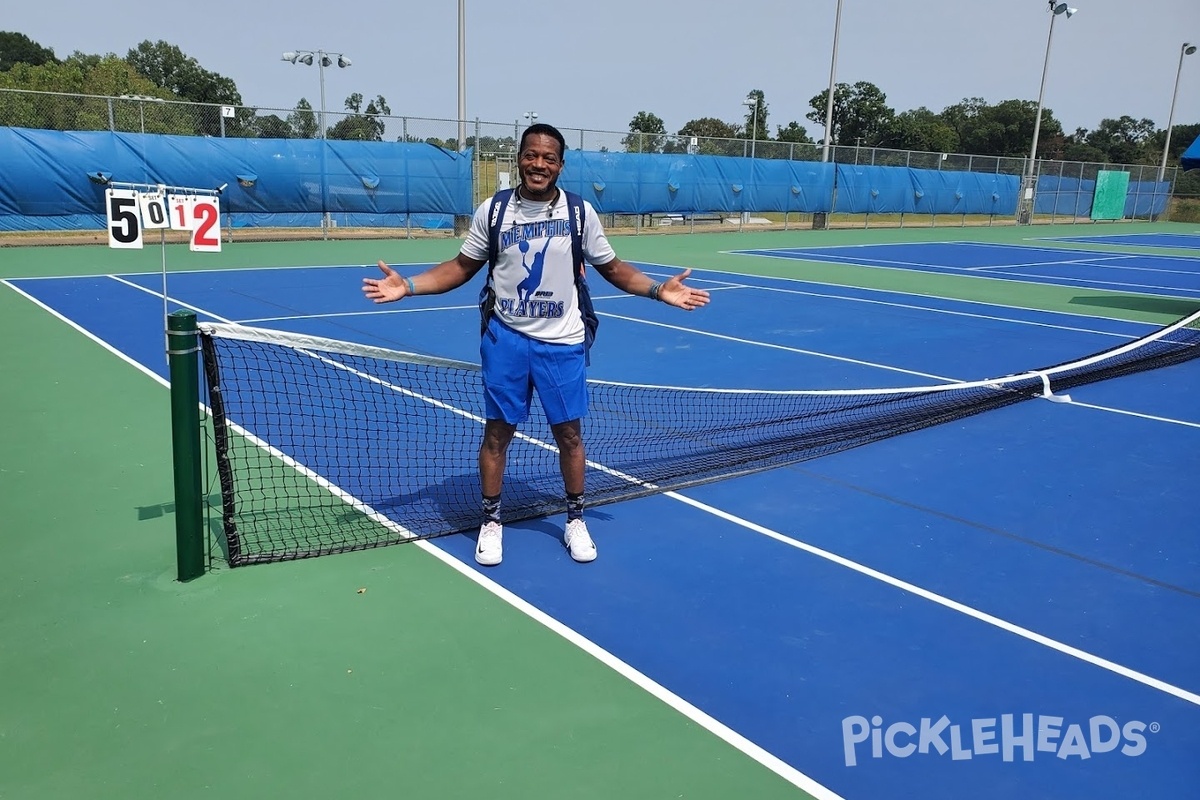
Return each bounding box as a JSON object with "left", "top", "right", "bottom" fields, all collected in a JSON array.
[{"left": 461, "top": 190, "right": 615, "bottom": 345}]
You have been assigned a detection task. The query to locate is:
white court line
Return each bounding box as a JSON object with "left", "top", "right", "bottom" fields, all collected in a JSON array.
[
  {"left": 976, "top": 271, "right": 1200, "bottom": 295},
  {"left": 963, "top": 256, "right": 1135, "bottom": 270},
  {"left": 8, "top": 261, "right": 431, "bottom": 281},
  {"left": 969, "top": 256, "right": 1200, "bottom": 277},
  {"left": 678, "top": 277, "right": 1148, "bottom": 341},
  {"left": 598, "top": 310, "right": 955, "bottom": 382},
  {"left": 240, "top": 304, "right": 479, "bottom": 324},
  {"left": 103, "top": 268, "right": 1200, "bottom": 429},
  {"left": 111, "top": 259, "right": 1185, "bottom": 426},
  {"left": 633, "top": 259, "right": 1169, "bottom": 329},
  {"left": 664, "top": 491, "right": 1200, "bottom": 709},
  {"left": 412, "top": 539, "right": 845, "bottom": 800},
  {"left": 729, "top": 248, "right": 1200, "bottom": 299},
  {"left": 8, "top": 274, "right": 1199, "bottom": 796},
  {"left": 1, "top": 276, "right": 845, "bottom": 800},
  {"left": 597, "top": 310, "right": 1200, "bottom": 429}
]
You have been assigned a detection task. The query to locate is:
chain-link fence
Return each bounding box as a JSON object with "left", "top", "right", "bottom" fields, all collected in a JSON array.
[{"left": 0, "top": 88, "right": 1185, "bottom": 235}]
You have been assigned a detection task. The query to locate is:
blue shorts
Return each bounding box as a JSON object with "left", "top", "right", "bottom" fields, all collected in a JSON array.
[{"left": 481, "top": 317, "right": 588, "bottom": 425}]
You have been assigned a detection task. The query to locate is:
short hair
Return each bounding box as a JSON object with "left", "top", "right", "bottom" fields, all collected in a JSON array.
[{"left": 520, "top": 123, "right": 566, "bottom": 160}]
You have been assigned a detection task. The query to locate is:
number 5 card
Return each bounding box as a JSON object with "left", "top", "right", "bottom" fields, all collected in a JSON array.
[{"left": 105, "top": 188, "right": 143, "bottom": 249}]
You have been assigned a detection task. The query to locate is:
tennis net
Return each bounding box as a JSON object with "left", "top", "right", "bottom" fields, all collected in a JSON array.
[{"left": 197, "top": 309, "right": 1200, "bottom": 565}]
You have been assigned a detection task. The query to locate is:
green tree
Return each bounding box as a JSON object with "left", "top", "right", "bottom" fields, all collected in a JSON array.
[
  {"left": 941, "top": 97, "right": 1061, "bottom": 158},
  {"left": 1059, "top": 128, "right": 1108, "bottom": 163},
  {"left": 327, "top": 93, "right": 390, "bottom": 141},
  {"left": 879, "top": 107, "right": 958, "bottom": 153},
  {"left": 775, "top": 121, "right": 814, "bottom": 144},
  {"left": 1163, "top": 122, "right": 1200, "bottom": 171},
  {"left": 622, "top": 111, "right": 666, "bottom": 153},
  {"left": 126, "top": 40, "right": 241, "bottom": 136},
  {"left": 0, "top": 53, "right": 178, "bottom": 132},
  {"left": 287, "top": 98, "right": 318, "bottom": 139},
  {"left": 741, "top": 89, "right": 769, "bottom": 143},
  {"left": 1086, "top": 116, "right": 1157, "bottom": 165},
  {"left": 464, "top": 134, "right": 516, "bottom": 156},
  {"left": 252, "top": 113, "right": 293, "bottom": 139},
  {"left": 677, "top": 117, "right": 739, "bottom": 155},
  {"left": 0, "top": 31, "right": 58, "bottom": 71},
  {"left": 806, "top": 81, "right": 894, "bottom": 147}
]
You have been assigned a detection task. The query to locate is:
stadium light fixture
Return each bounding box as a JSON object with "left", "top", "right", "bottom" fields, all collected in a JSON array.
[
  {"left": 119, "top": 93, "right": 165, "bottom": 135},
  {"left": 1159, "top": 42, "right": 1197, "bottom": 182},
  {"left": 281, "top": 49, "right": 352, "bottom": 140},
  {"left": 1018, "top": 0, "right": 1078, "bottom": 224},
  {"left": 514, "top": 112, "right": 539, "bottom": 151}
]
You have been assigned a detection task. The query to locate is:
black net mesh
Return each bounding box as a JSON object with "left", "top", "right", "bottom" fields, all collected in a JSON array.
[{"left": 199, "top": 310, "right": 1200, "bottom": 565}]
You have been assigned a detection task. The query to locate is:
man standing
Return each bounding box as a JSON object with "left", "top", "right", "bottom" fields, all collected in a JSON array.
[{"left": 363, "top": 123, "right": 709, "bottom": 566}]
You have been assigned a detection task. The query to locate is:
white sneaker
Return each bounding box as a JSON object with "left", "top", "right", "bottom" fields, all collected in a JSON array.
[
  {"left": 564, "top": 518, "right": 597, "bottom": 563},
  {"left": 475, "top": 521, "right": 503, "bottom": 566}
]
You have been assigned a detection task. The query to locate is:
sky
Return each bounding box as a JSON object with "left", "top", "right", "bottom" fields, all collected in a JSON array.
[{"left": 6, "top": 0, "right": 1200, "bottom": 142}]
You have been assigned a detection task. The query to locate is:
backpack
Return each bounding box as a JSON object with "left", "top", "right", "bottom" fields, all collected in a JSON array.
[{"left": 479, "top": 188, "right": 599, "bottom": 362}]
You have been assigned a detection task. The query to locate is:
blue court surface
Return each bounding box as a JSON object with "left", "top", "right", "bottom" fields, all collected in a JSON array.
[
  {"left": 8, "top": 260, "right": 1199, "bottom": 800},
  {"left": 1042, "top": 232, "right": 1200, "bottom": 250},
  {"left": 732, "top": 241, "right": 1200, "bottom": 299}
]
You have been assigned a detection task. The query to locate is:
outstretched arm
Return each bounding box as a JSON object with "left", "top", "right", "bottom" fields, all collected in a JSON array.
[
  {"left": 592, "top": 258, "right": 710, "bottom": 311},
  {"left": 362, "top": 252, "right": 486, "bottom": 303}
]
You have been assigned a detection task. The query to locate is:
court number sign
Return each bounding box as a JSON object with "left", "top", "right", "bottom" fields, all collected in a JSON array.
[{"left": 105, "top": 188, "right": 221, "bottom": 252}]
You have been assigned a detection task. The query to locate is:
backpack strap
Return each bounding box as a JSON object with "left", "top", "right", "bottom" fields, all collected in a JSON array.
[
  {"left": 479, "top": 188, "right": 514, "bottom": 334},
  {"left": 486, "top": 188, "right": 515, "bottom": 279},
  {"left": 564, "top": 190, "right": 585, "bottom": 281},
  {"left": 564, "top": 191, "right": 599, "bottom": 363}
]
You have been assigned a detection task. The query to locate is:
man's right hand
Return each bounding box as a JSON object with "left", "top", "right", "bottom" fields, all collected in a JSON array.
[{"left": 362, "top": 261, "right": 410, "bottom": 303}]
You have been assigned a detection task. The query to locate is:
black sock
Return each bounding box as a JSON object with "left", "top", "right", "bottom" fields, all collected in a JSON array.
[
  {"left": 566, "top": 492, "right": 585, "bottom": 522},
  {"left": 482, "top": 493, "right": 502, "bottom": 524}
]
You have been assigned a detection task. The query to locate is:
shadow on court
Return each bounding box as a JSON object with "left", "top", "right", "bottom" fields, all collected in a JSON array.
[{"left": 1069, "top": 294, "right": 1200, "bottom": 317}]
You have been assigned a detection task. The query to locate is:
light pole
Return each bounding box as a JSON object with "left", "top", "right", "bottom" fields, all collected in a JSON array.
[
  {"left": 743, "top": 95, "right": 759, "bottom": 160},
  {"left": 282, "top": 49, "right": 352, "bottom": 139},
  {"left": 283, "top": 49, "right": 351, "bottom": 238},
  {"left": 742, "top": 95, "right": 760, "bottom": 223},
  {"left": 1159, "top": 42, "right": 1197, "bottom": 182},
  {"left": 1019, "top": 1, "right": 1077, "bottom": 224},
  {"left": 458, "top": 0, "right": 467, "bottom": 152},
  {"left": 821, "top": 0, "right": 844, "bottom": 163},
  {"left": 523, "top": 110, "right": 538, "bottom": 128}
]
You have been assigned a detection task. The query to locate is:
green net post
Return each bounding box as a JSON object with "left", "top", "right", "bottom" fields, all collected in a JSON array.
[{"left": 167, "top": 310, "right": 205, "bottom": 581}]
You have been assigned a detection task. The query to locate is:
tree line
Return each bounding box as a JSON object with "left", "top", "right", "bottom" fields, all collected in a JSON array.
[
  {"left": 624, "top": 81, "right": 1199, "bottom": 175},
  {"left": 0, "top": 32, "right": 393, "bottom": 142},
  {"left": 2, "top": 30, "right": 1197, "bottom": 183}
]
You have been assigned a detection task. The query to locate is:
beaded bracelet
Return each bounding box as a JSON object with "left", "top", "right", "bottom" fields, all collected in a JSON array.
[
  {"left": 648, "top": 282, "right": 663, "bottom": 301},
  {"left": 404, "top": 276, "right": 416, "bottom": 296}
]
